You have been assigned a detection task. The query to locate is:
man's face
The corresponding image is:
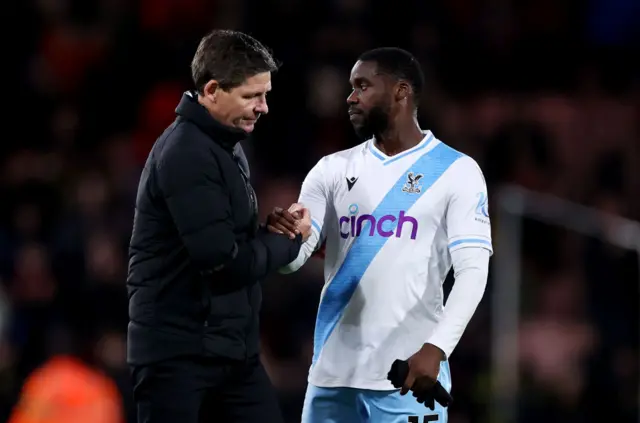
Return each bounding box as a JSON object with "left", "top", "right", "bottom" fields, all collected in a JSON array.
[
  {"left": 211, "top": 72, "right": 271, "bottom": 133},
  {"left": 347, "top": 60, "right": 392, "bottom": 140}
]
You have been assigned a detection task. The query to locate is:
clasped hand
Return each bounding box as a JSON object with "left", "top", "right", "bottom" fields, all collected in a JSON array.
[{"left": 266, "top": 203, "right": 312, "bottom": 241}]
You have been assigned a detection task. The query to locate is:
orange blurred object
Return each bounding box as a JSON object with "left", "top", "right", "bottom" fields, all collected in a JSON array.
[{"left": 8, "top": 356, "right": 124, "bottom": 423}]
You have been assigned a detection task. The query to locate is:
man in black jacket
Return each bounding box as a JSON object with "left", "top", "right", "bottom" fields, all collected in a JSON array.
[{"left": 127, "top": 29, "right": 311, "bottom": 423}]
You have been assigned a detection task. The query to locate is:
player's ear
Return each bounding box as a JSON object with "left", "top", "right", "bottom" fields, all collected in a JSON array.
[
  {"left": 203, "top": 80, "right": 220, "bottom": 103},
  {"left": 395, "top": 81, "right": 412, "bottom": 102}
]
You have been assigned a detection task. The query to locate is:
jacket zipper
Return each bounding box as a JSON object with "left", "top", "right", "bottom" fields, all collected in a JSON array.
[{"left": 234, "top": 153, "right": 256, "bottom": 362}]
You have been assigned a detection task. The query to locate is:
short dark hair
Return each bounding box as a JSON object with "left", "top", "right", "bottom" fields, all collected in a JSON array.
[
  {"left": 191, "top": 29, "right": 279, "bottom": 93},
  {"left": 358, "top": 47, "right": 425, "bottom": 106}
]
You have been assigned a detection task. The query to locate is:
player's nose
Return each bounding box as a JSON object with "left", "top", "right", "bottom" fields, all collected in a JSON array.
[
  {"left": 346, "top": 90, "right": 358, "bottom": 105},
  {"left": 255, "top": 98, "right": 269, "bottom": 115}
]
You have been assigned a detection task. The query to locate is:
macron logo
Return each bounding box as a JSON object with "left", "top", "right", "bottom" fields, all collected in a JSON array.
[{"left": 346, "top": 176, "right": 358, "bottom": 191}]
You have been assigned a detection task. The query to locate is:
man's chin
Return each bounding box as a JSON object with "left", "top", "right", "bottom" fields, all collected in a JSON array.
[
  {"left": 241, "top": 124, "right": 255, "bottom": 133},
  {"left": 352, "top": 125, "right": 373, "bottom": 141},
  {"left": 237, "top": 120, "right": 257, "bottom": 133}
]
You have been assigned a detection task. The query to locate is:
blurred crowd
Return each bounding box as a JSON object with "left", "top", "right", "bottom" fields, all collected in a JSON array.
[{"left": 3, "top": 0, "right": 639, "bottom": 422}]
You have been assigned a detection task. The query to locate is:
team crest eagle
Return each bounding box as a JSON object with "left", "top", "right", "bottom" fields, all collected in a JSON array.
[{"left": 402, "top": 172, "right": 424, "bottom": 194}]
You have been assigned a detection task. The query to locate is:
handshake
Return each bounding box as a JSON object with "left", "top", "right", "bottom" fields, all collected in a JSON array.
[{"left": 266, "top": 203, "right": 313, "bottom": 242}]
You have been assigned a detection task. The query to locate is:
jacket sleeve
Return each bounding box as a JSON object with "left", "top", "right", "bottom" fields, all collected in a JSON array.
[{"left": 156, "top": 141, "right": 302, "bottom": 286}]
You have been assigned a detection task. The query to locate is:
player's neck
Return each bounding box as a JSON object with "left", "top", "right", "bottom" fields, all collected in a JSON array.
[{"left": 374, "top": 117, "right": 423, "bottom": 157}]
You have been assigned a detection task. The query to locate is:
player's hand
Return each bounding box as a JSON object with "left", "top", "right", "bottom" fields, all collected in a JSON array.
[
  {"left": 288, "top": 202, "right": 305, "bottom": 215},
  {"left": 266, "top": 207, "right": 300, "bottom": 239},
  {"left": 401, "top": 343, "right": 445, "bottom": 398},
  {"left": 387, "top": 358, "right": 452, "bottom": 411},
  {"left": 295, "top": 207, "right": 312, "bottom": 242},
  {"left": 288, "top": 203, "right": 313, "bottom": 241},
  {"left": 285, "top": 202, "right": 312, "bottom": 241},
  {"left": 266, "top": 203, "right": 312, "bottom": 241}
]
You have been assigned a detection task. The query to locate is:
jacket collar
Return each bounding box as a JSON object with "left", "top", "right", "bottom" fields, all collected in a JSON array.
[{"left": 175, "top": 91, "right": 249, "bottom": 150}]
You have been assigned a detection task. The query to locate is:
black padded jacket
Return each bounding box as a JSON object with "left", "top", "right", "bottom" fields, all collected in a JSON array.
[{"left": 126, "top": 91, "right": 302, "bottom": 365}]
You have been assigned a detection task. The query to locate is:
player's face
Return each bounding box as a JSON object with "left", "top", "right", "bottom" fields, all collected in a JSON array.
[
  {"left": 347, "top": 60, "right": 392, "bottom": 140},
  {"left": 205, "top": 72, "right": 271, "bottom": 133}
]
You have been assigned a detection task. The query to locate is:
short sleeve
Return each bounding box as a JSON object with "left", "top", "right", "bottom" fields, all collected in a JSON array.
[{"left": 446, "top": 156, "right": 493, "bottom": 255}]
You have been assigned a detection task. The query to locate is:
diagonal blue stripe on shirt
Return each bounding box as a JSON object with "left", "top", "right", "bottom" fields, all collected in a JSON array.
[{"left": 312, "top": 142, "right": 463, "bottom": 364}]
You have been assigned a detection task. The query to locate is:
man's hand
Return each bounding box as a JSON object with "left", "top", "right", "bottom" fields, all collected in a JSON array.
[
  {"left": 401, "top": 343, "right": 446, "bottom": 397},
  {"left": 266, "top": 203, "right": 312, "bottom": 241},
  {"left": 388, "top": 358, "right": 452, "bottom": 411},
  {"left": 295, "top": 207, "right": 312, "bottom": 241},
  {"left": 266, "top": 207, "right": 299, "bottom": 239}
]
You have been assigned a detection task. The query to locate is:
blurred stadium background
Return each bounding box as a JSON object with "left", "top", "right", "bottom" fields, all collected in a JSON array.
[{"left": 3, "top": 0, "right": 639, "bottom": 422}]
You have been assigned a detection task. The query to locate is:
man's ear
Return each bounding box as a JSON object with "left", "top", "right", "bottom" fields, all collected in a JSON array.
[
  {"left": 203, "top": 80, "right": 220, "bottom": 103},
  {"left": 395, "top": 81, "right": 412, "bottom": 102}
]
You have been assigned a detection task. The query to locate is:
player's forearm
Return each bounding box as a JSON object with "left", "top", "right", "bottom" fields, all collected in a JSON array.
[
  {"left": 427, "top": 247, "right": 490, "bottom": 358},
  {"left": 278, "top": 228, "right": 320, "bottom": 274}
]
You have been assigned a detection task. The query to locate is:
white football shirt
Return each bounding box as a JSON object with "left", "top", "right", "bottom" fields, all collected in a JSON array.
[{"left": 281, "top": 131, "right": 493, "bottom": 390}]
